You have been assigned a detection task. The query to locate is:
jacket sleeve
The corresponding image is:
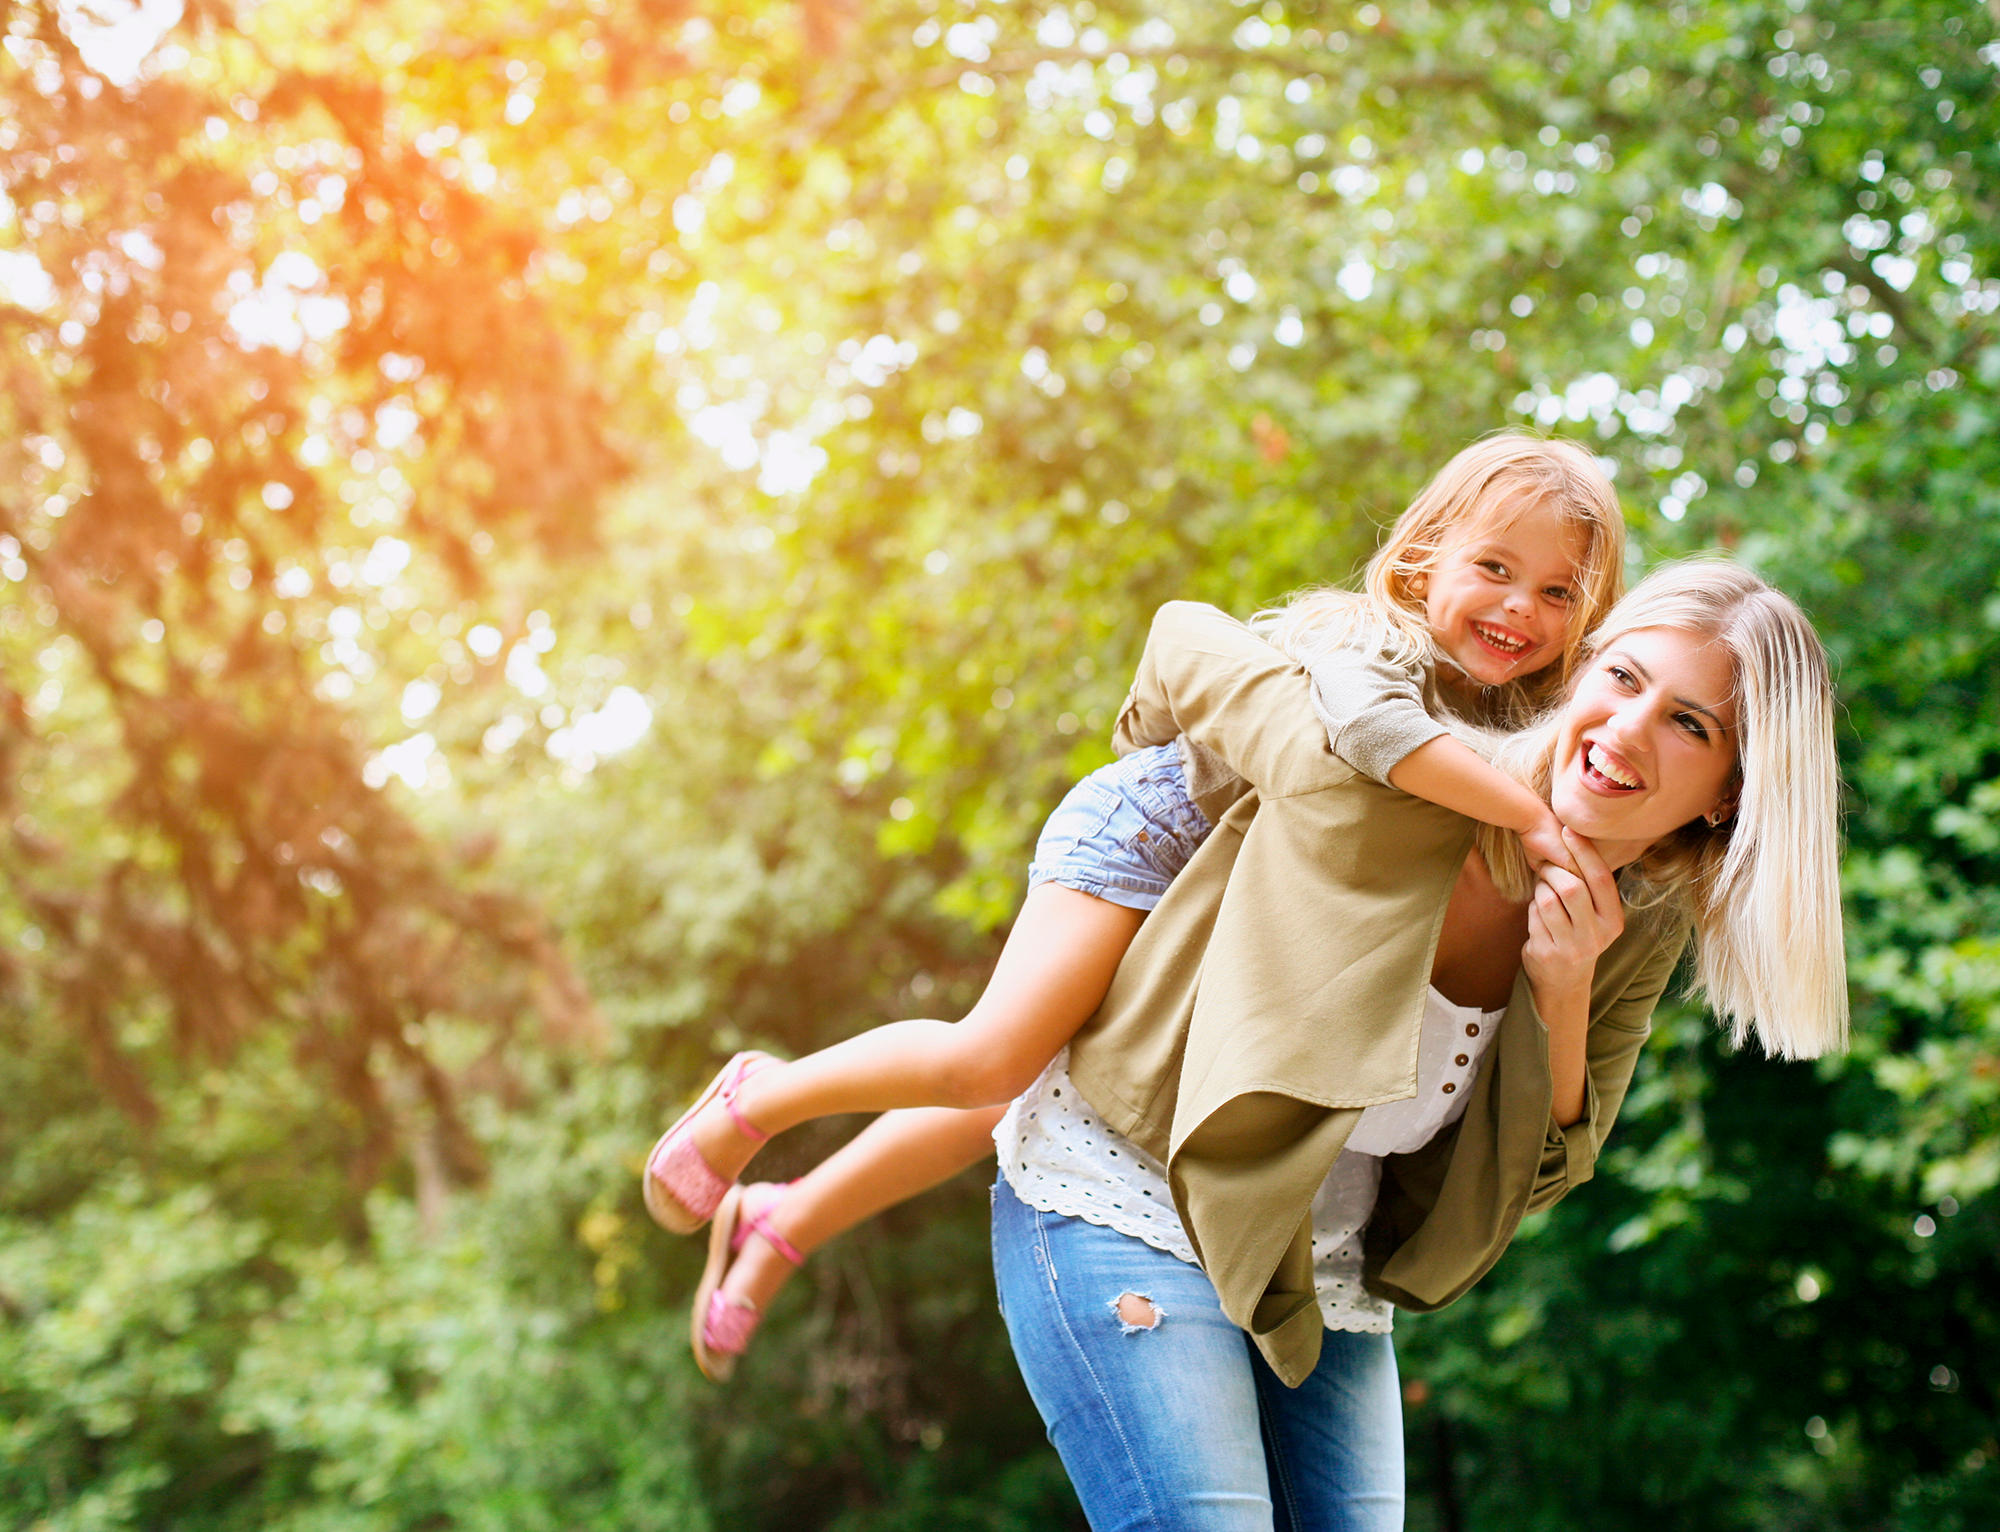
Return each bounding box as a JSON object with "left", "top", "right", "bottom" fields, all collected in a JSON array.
[
  {"left": 1520, "top": 924, "right": 1683, "bottom": 1211},
  {"left": 1304, "top": 641, "right": 1451, "bottom": 786},
  {"left": 1111, "top": 602, "right": 1353, "bottom": 799}
]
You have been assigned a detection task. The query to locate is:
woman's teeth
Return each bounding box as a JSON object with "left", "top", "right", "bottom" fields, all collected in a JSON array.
[{"left": 1585, "top": 743, "right": 1640, "bottom": 789}]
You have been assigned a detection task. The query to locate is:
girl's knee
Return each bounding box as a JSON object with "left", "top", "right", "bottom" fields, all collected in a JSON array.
[
  {"left": 926, "top": 1020, "right": 1047, "bottom": 1108},
  {"left": 929, "top": 1052, "right": 1034, "bottom": 1110}
]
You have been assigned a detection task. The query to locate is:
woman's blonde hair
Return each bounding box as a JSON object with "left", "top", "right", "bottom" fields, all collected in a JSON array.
[
  {"left": 1255, "top": 430, "right": 1627, "bottom": 721},
  {"left": 1480, "top": 557, "right": 1849, "bottom": 1060}
]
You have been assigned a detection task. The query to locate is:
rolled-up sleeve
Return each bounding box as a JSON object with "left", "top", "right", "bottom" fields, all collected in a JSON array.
[
  {"left": 1521, "top": 929, "right": 1685, "bottom": 1213},
  {"left": 1305, "top": 642, "right": 1450, "bottom": 785}
]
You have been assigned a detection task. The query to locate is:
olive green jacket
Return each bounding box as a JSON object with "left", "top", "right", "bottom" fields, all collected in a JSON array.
[{"left": 1065, "top": 603, "right": 1689, "bottom": 1388}]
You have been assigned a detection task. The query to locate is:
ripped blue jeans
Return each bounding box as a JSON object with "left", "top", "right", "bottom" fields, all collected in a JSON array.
[{"left": 991, "top": 1176, "right": 1403, "bottom": 1532}]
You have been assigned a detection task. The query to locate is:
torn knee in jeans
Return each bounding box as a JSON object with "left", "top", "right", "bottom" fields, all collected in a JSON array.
[{"left": 1110, "top": 1292, "right": 1163, "bottom": 1333}]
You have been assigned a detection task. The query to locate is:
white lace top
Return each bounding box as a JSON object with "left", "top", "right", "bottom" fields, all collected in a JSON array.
[{"left": 995, "top": 987, "right": 1505, "bottom": 1333}]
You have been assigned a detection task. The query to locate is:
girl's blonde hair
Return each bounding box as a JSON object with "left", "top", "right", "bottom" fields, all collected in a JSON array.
[
  {"left": 1255, "top": 430, "right": 1627, "bottom": 720},
  {"left": 1480, "top": 557, "right": 1849, "bottom": 1060}
]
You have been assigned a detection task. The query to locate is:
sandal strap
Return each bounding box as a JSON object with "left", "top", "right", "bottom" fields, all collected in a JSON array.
[
  {"left": 744, "top": 1206, "right": 805, "bottom": 1268},
  {"left": 729, "top": 1181, "right": 804, "bottom": 1267},
  {"left": 717, "top": 1054, "right": 773, "bottom": 1144}
]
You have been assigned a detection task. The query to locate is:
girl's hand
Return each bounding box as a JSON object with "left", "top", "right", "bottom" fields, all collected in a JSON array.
[
  {"left": 1523, "top": 828, "right": 1624, "bottom": 997},
  {"left": 1519, "top": 807, "right": 1583, "bottom": 879}
]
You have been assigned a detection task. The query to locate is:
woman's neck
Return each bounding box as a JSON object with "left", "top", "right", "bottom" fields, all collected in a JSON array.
[
  {"left": 1595, "top": 835, "right": 1654, "bottom": 871},
  {"left": 1430, "top": 849, "right": 1532, "bottom": 1011}
]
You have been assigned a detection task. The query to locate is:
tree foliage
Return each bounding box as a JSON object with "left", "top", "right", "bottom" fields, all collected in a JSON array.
[{"left": 2, "top": 0, "right": 1995, "bottom": 1526}]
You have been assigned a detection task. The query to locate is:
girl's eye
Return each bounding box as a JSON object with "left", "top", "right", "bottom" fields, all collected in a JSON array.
[
  {"left": 1478, "top": 560, "right": 1509, "bottom": 577},
  {"left": 1543, "top": 586, "right": 1576, "bottom": 605}
]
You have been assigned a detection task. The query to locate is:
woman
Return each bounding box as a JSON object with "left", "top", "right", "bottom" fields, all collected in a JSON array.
[
  {"left": 988, "top": 557, "right": 1846, "bottom": 1529},
  {"left": 689, "top": 559, "right": 1844, "bottom": 1529}
]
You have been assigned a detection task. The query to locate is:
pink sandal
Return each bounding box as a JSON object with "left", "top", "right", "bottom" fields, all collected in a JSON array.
[
  {"left": 691, "top": 1181, "right": 805, "bottom": 1383},
  {"left": 642, "top": 1051, "right": 778, "bottom": 1234}
]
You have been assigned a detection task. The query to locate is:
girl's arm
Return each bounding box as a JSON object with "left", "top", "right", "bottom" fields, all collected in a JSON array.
[
  {"left": 1302, "top": 639, "right": 1574, "bottom": 872},
  {"left": 1389, "top": 739, "right": 1574, "bottom": 875},
  {"left": 1123, "top": 602, "right": 1575, "bottom": 867}
]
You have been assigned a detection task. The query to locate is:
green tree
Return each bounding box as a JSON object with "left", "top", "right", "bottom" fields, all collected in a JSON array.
[{"left": 3, "top": 0, "right": 1996, "bottom": 1527}]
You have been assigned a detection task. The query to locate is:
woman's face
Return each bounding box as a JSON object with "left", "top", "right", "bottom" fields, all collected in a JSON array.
[{"left": 1550, "top": 626, "right": 1740, "bottom": 863}]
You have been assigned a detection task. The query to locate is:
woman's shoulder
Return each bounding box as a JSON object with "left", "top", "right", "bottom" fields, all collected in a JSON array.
[
  {"left": 1186, "top": 592, "right": 1443, "bottom": 703},
  {"left": 1608, "top": 888, "right": 1696, "bottom": 976},
  {"left": 1257, "top": 592, "right": 1431, "bottom": 671}
]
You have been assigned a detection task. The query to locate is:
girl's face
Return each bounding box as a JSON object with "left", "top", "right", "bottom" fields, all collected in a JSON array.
[
  {"left": 1549, "top": 626, "right": 1741, "bottom": 866},
  {"left": 1420, "top": 494, "right": 1587, "bottom": 689}
]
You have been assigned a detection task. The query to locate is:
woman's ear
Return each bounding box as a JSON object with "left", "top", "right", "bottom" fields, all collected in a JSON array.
[{"left": 1704, "top": 767, "right": 1745, "bottom": 830}]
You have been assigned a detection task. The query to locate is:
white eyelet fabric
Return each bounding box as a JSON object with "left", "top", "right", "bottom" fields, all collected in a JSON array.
[{"left": 995, "top": 987, "right": 1503, "bottom": 1334}]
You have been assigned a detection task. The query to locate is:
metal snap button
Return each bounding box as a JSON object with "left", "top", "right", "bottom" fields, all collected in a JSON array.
[
  {"left": 1442, "top": 1082, "right": 1456, "bottom": 1094},
  {"left": 1454, "top": 1054, "right": 1470, "bottom": 1067}
]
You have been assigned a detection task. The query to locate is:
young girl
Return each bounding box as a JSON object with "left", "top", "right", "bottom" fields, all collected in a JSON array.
[{"left": 644, "top": 430, "right": 1627, "bottom": 1379}]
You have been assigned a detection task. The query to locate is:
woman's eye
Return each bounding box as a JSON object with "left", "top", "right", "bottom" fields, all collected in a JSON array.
[
  {"left": 1607, "top": 665, "right": 1635, "bottom": 686},
  {"left": 1676, "top": 713, "right": 1709, "bottom": 740}
]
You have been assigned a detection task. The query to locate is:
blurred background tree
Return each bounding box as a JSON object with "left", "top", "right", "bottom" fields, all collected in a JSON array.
[{"left": 1, "top": 0, "right": 1994, "bottom": 1527}]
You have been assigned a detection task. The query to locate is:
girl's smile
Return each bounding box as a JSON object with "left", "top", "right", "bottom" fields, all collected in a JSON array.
[{"left": 1422, "top": 495, "right": 1587, "bottom": 688}]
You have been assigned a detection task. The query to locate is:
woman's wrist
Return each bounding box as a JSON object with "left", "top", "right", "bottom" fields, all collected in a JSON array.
[
  {"left": 1499, "top": 784, "right": 1558, "bottom": 836},
  {"left": 1532, "top": 978, "right": 1592, "bottom": 1126},
  {"left": 1526, "top": 959, "right": 1591, "bottom": 1009}
]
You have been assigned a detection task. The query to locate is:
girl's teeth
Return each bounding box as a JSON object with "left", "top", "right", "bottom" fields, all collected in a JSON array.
[{"left": 1475, "top": 623, "right": 1525, "bottom": 653}]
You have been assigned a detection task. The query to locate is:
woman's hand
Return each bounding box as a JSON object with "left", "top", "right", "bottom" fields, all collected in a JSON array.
[
  {"left": 1523, "top": 828, "right": 1623, "bottom": 993},
  {"left": 1523, "top": 829, "right": 1622, "bottom": 1128}
]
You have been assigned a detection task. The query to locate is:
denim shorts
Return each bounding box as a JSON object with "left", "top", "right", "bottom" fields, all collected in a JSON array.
[{"left": 1027, "top": 742, "right": 1215, "bottom": 912}]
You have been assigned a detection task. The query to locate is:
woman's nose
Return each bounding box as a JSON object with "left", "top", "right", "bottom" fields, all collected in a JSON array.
[{"left": 1601, "top": 699, "right": 1649, "bottom": 752}]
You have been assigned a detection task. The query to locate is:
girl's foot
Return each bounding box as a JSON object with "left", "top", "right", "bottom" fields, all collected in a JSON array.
[
  {"left": 691, "top": 1181, "right": 805, "bottom": 1382},
  {"left": 643, "top": 1052, "right": 779, "bottom": 1233}
]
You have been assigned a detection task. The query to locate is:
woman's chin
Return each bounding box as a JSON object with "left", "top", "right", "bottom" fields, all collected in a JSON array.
[
  {"left": 1549, "top": 783, "right": 1606, "bottom": 836},
  {"left": 1551, "top": 787, "right": 1650, "bottom": 853}
]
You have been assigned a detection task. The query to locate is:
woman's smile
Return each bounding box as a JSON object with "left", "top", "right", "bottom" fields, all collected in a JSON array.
[
  {"left": 1579, "top": 740, "right": 1643, "bottom": 792},
  {"left": 1551, "top": 627, "right": 1739, "bottom": 862}
]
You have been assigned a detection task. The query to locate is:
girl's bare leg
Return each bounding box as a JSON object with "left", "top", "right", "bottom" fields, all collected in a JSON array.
[
  {"left": 684, "top": 885, "right": 1144, "bottom": 1184},
  {"left": 721, "top": 1104, "right": 1005, "bottom": 1315}
]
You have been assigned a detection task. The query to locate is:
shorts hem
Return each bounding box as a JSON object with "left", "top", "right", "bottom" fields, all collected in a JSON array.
[{"left": 1026, "top": 866, "right": 1166, "bottom": 911}]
